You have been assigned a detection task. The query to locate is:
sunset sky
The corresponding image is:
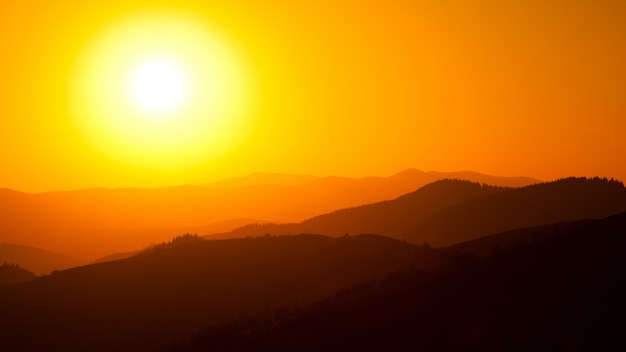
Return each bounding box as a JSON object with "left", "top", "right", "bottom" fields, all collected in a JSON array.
[{"left": 1, "top": 0, "right": 624, "bottom": 193}]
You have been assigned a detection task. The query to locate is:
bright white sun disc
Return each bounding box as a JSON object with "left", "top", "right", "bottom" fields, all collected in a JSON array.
[{"left": 126, "top": 57, "right": 190, "bottom": 116}]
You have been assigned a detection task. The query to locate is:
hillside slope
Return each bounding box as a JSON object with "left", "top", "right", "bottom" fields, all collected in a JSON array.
[
  {"left": 178, "top": 212, "right": 626, "bottom": 351},
  {"left": 0, "top": 234, "right": 417, "bottom": 352},
  {"left": 213, "top": 177, "right": 626, "bottom": 247},
  {"left": 409, "top": 177, "right": 626, "bottom": 246}
]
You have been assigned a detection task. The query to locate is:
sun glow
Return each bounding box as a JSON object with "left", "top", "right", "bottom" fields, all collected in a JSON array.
[{"left": 70, "top": 9, "right": 257, "bottom": 169}]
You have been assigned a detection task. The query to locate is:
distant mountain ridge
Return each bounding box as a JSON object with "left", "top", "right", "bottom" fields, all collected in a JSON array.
[
  {"left": 212, "top": 177, "right": 626, "bottom": 247},
  {"left": 212, "top": 179, "right": 507, "bottom": 239},
  {"left": 0, "top": 169, "right": 539, "bottom": 259},
  {"left": 0, "top": 243, "right": 82, "bottom": 275}
]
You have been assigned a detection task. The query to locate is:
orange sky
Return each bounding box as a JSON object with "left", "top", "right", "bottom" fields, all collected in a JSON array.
[{"left": 1, "top": 0, "right": 625, "bottom": 193}]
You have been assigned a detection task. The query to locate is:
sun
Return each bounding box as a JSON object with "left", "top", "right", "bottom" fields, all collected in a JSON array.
[
  {"left": 126, "top": 56, "right": 191, "bottom": 117},
  {"left": 69, "top": 9, "right": 257, "bottom": 169}
]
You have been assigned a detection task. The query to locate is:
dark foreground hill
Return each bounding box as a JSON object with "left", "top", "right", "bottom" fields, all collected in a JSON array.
[
  {"left": 214, "top": 177, "right": 626, "bottom": 247},
  {"left": 0, "top": 234, "right": 417, "bottom": 352},
  {"left": 175, "top": 212, "right": 626, "bottom": 352},
  {"left": 0, "top": 263, "right": 36, "bottom": 286}
]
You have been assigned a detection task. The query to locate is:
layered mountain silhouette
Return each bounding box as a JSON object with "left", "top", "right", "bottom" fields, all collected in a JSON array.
[
  {"left": 0, "top": 169, "right": 538, "bottom": 260},
  {"left": 171, "top": 212, "right": 626, "bottom": 352},
  {"left": 2, "top": 171, "right": 623, "bottom": 351},
  {"left": 3, "top": 212, "right": 624, "bottom": 351},
  {"left": 213, "top": 177, "right": 626, "bottom": 247},
  {"left": 0, "top": 234, "right": 417, "bottom": 352},
  {"left": 0, "top": 243, "right": 82, "bottom": 275}
]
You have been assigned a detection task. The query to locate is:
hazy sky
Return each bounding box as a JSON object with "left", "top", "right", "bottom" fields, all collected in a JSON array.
[{"left": 1, "top": 0, "right": 625, "bottom": 192}]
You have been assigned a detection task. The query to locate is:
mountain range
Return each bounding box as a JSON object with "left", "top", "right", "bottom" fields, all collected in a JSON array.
[
  {"left": 0, "top": 174, "right": 623, "bottom": 351},
  {"left": 0, "top": 243, "right": 82, "bottom": 275},
  {"left": 210, "top": 177, "right": 626, "bottom": 247},
  {"left": 0, "top": 169, "right": 538, "bottom": 260},
  {"left": 176, "top": 212, "right": 626, "bottom": 352},
  {"left": 2, "top": 211, "right": 624, "bottom": 351}
]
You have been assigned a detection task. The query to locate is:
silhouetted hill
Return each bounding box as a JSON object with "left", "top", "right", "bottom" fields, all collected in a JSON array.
[
  {"left": 92, "top": 219, "right": 266, "bottom": 263},
  {"left": 213, "top": 179, "right": 507, "bottom": 239},
  {"left": 409, "top": 177, "right": 626, "bottom": 246},
  {"left": 214, "top": 177, "right": 626, "bottom": 247},
  {"left": 175, "top": 212, "right": 626, "bottom": 352},
  {"left": 0, "top": 234, "right": 417, "bottom": 352},
  {"left": 0, "top": 170, "right": 537, "bottom": 259},
  {"left": 0, "top": 243, "right": 83, "bottom": 275},
  {"left": 394, "top": 169, "right": 539, "bottom": 188},
  {"left": 203, "top": 170, "right": 536, "bottom": 189},
  {"left": 0, "top": 263, "right": 36, "bottom": 286}
]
